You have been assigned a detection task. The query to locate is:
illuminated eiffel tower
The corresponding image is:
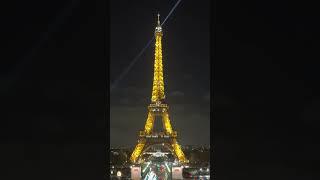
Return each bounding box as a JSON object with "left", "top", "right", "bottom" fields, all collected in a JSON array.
[{"left": 130, "top": 14, "right": 188, "bottom": 164}]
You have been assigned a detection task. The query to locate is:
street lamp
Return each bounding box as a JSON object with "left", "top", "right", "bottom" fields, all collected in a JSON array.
[{"left": 116, "top": 171, "right": 122, "bottom": 177}]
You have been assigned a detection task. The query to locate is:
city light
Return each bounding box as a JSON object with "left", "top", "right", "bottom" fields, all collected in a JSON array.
[
  {"left": 116, "top": 171, "right": 122, "bottom": 177},
  {"left": 164, "top": 162, "right": 171, "bottom": 173},
  {"left": 142, "top": 162, "right": 151, "bottom": 173}
]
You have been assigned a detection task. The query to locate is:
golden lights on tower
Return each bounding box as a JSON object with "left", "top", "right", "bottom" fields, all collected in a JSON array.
[
  {"left": 130, "top": 13, "right": 188, "bottom": 164},
  {"left": 151, "top": 13, "right": 165, "bottom": 102}
]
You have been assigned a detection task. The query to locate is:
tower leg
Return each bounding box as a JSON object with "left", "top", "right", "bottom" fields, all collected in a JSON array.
[
  {"left": 144, "top": 112, "right": 154, "bottom": 134},
  {"left": 172, "top": 139, "right": 188, "bottom": 163},
  {"left": 130, "top": 139, "right": 146, "bottom": 163},
  {"left": 163, "top": 112, "right": 173, "bottom": 134}
]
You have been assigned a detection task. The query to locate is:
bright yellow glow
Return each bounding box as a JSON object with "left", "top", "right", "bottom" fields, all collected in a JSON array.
[
  {"left": 130, "top": 17, "right": 188, "bottom": 164},
  {"left": 172, "top": 139, "right": 188, "bottom": 163},
  {"left": 151, "top": 30, "right": 165, "bottom": 102},
  {"left": 130, "top": 140, "right": 145, "bottom": 163},
  {"left": 144, "top": 112, "right": 154, "bottom": 134},
  {"left": 163, "top": 112, "right": 173, "bottom": 134}
]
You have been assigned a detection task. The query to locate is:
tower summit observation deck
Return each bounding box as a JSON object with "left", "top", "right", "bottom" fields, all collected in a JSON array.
[{"left": 130, "top": 14, "right": 188, "bottom": 164}]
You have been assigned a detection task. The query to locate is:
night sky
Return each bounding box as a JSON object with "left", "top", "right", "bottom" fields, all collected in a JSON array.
[{"left": 110, "top": 0, "right": 210, "bottom": 147}]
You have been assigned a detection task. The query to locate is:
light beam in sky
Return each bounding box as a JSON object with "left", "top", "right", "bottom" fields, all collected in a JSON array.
[{"left": 110, "top": 0, "right": 183, "bottom": 92}]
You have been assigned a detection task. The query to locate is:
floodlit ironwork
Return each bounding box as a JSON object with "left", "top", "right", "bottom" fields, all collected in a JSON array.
[
  {"left": 151, "top": 13, "right": 165, "bottom": 102},
  {"left": 130, "top": 14, "right": 188, "bottom": 164}
]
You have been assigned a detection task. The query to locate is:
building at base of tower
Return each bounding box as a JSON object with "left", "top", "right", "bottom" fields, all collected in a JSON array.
[{"left": 109, "top": 146, "right": 210, "bottom": 179}]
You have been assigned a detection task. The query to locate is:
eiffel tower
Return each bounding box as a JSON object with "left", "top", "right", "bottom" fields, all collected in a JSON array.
[{"left": 130, "top": 14, "right": 188, "bottom": 164}]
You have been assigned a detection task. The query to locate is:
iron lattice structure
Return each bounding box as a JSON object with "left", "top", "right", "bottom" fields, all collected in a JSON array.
[{"left": 130, "top": 14, "right": 188, "bottom": 164}]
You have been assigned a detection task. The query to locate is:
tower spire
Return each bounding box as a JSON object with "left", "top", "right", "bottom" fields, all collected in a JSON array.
[
  {"left": 155, "top": 13, "right": 162, "bottom": 33},
  {"left": 157, "top": 13, "right": 160, "bottom": 27}
]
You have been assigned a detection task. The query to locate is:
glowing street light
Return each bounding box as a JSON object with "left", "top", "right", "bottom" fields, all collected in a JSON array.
[{"left": 116, "top": 171, "right": 122, "bottom": 177}]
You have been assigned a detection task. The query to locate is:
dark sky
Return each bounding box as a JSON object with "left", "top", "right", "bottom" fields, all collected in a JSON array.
[
  {"left": 215, "top": 0, "right": 320, "bottom": 179},
  {"left": 1, "top": 0, "right": 106, "bottom": 179},
  {"left": 110, "top": 0, "right": 210, "bottom": 147}
]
